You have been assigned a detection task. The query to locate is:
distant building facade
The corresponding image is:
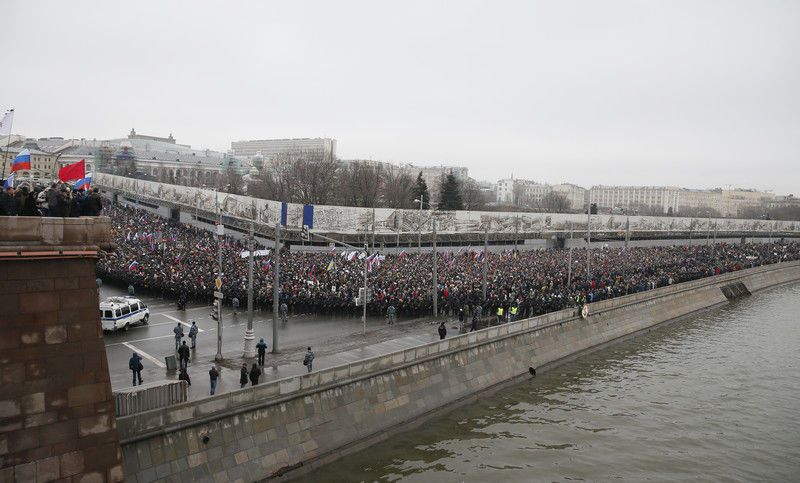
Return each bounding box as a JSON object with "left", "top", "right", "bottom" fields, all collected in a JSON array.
[
  {"left": 0, "top": 143, "right": 57, "bottom": 182},
  {"left": 495, "top": 178, "right": 587, "bottom": 211},
  {"left": 230, "top": 138, "right": 337, "bottom": 162},
  {"left": 590, "top": 185, "right": 682, "bottom": 214}
]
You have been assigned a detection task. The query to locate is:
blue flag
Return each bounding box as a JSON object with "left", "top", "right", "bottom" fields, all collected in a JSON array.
[{"left": 3, "top": 172, "right": 14, "bottom": 189}]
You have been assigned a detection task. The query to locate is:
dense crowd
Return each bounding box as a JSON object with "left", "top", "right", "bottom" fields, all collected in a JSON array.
[
  {"left": 0, "top": 182, "right": 104, "bottom": 217},
  {"left": 97, "top": 204, "right": 800, "bottom": 319}
]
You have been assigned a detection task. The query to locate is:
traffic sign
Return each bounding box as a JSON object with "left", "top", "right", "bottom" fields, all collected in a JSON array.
[
  {"left": 214, "top": 291, "right": 224, "bottom": 300},
  {"left": 214, "top": 278, "right": 222, "bottom": 290}
]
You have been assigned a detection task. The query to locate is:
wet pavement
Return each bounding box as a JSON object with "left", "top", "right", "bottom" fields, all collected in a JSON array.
[{"left": 100, "top": 284, "right": 464, "bottom": 401}]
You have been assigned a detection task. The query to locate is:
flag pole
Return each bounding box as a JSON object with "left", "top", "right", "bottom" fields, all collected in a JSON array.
[{"left": 1, "top": 108, "right": 14, "bottom": 182}]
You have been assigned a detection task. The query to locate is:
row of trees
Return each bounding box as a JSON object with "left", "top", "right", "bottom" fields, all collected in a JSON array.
[{"left": 248, "top": 151, "right": 488, "bottom": 210}]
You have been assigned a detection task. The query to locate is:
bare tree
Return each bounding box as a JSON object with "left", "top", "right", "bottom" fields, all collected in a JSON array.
[
  {"left": 380, "top": 165, "right": 415, "bottom": 208},
  {"left": 539, "top": 191, "right": 571, "bottom": 213},
  {"left": 250, "top": 149, "right": 340, "bottom": 204},
  {"left": 461, "top": 179, "right": 487, "bottom": 211},
  {"left": 338, "top": 161, "right": 383, "bottom": 207}
]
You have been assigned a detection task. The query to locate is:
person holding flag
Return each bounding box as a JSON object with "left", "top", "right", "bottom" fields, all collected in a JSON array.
[
  {"left": 59, "top": 159, "right": 85, "bottom": 183},
  {"left": 11, "top": 149, "right": 31, "bottom": 172}
]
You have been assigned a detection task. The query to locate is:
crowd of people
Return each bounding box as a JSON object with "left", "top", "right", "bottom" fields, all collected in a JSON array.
[
  {"left": 97, "top": 203, "right": 800, "bottom": 321},
  {"left": 0, "top": 182, "right": 104, "bottom": 217}
]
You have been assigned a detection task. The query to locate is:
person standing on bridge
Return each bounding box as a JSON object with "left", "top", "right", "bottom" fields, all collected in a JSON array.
[
  {"left": 303, "top": 347, "right": 315, "bottom": 372},
  {"left": 232, "top": 296, "right": 240, "bottom": 316},
  {"left": 178, "top": 340, "right": 190, "bottom": 370},
  {"left": 256, "top": 338, "right": 267, "bottom": 366},
  {"left": 188, "top": 321, "right": 198, "bottom": 349},
  {"left": 209, "top": 366, "right": 220, "bottom": 395},
  {"left": 438, "top": 321, "right": 447, "bottom": 340},
  {"left": 129, "top": 352, "right": 143, "bottom": 386},
  {"left": 173, "top": 322, "right": 184, "bottom": 351},
  {"left": 127, "top": 284, "right": 135, "bottom": 296},
  {"left": 386, "top": 304, "right": 397, "bottom": 325},
  {"left": 240, "top": 363, "right": 248, "bottom": 388}
]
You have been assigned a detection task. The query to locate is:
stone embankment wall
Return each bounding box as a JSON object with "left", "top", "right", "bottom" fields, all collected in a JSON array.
[{"left": 118, "top": 261, "right": 800, "bottom": 482}]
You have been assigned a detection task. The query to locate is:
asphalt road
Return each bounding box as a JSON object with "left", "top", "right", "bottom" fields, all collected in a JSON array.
[{"left": 99, "top": 284, "right": 435, "bottom": 397}]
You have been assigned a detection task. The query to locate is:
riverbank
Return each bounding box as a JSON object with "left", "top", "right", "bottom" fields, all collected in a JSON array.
[{"left": 116, "top": 261, "right": 800, "bottom": 482}]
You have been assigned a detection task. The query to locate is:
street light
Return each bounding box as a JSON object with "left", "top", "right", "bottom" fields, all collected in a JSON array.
[{"left": 414, "top": 196, "right": 430, "bottom": 251}]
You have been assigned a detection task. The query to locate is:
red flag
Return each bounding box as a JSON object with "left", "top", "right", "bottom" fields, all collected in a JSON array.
[{"left": 59, "top": 159, "right": 85, "bottom": 182}]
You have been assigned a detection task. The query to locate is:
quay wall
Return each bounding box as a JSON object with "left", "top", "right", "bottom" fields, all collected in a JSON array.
[{"left": 117, "top": 261, "right": 800, "bottom": 482}]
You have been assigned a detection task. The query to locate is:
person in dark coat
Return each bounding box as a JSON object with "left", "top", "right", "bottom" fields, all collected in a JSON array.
[
  {"left": 240, "top": 363, "right": 249, "bottom": 388},
  {"left": 178, "top": 367, "right": 191, "bottom": 386},
  {"left": 209, "top": 366, "right": 220, "bottom": 395},
  {"left": 438, "top": 321, "right": 447, "bottom": 340},
  {"left": 256, "top": 338, "right": 267, "bottom": 366},
  {"left": 129, "top": 352, "right": 143, "bottom": 386},
  {"left": 16, "top": 186, "right": 37, "bottom": 216},
  {"left": 0, "top": 186, "right": 17, "bottom": 216},
  {"left": 177, "top": 340, "right": 190, "bottom": 370},
  {"left": 83, "top": 188, "right": 103, "bottom": 216},
  {"left": 249, "top": 363, "right": 261, "bottom": 385}
]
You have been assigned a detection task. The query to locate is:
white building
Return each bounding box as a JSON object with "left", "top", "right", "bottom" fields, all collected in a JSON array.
[
  {"left": 230, "top": 138, "right": 337, "bottom": 161},
  {"left": 552, "top": 183, "right": 587, "bottom": 211},
  {"left": 590, "top": 185, "right": 682, "bottom": 214}
]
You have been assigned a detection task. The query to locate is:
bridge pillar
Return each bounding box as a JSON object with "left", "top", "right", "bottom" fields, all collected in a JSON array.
[{"left": 0, "top": 217, "right": 123, "bottom": 482}]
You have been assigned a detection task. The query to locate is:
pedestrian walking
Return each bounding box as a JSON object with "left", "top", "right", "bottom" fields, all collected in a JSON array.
[
  {"left": 232, "top": 297, "right": 240, "bottom": 315},
  {"left": 386, "top": 304, "right": 397, "bottom": 325},
  {"left": 209, "top": 366, "right": 220, "bottom": 395},
  {"left": 188, "top": 320, "right": 198, "bottom": 349},
  {"left": 303, "top": 347, "right": 314, "bottom": 373},
  {"left": 249, "top": 363, "right": 261, "bottom": 385},
  {"left": 438, "top": 321, "right": 447, "bottom": 340},
  {"left": 127, "top": 284, "right": 135, "bottom": 296},
  {"left": 458, "top": 308, "right": 466, "bottom": 334},
  {"left": 280, "top": 302, "right": 289, "bottom": 327},
  {"left": 178, "top": 367, "right": 191, "bottom": 386},
  {"left": 496, "top": 306, "right": 504, "bottom": 325},
  {"left": 256, "top": 338, "right": 267, "bottom": 366},
  {"left": 96, "top": 277, "right": 103, "bottom": 288},
  {"left": 471, "top": 304, "right": 482, "bottom": 332},
  {"left": 240, "top": 363, "right": 248, "bottom": 388},
  {"left": 178, "top": 340, "right": 190, "bottom": 370},
  {"left": 129, "top": 352, "right": 143, "bottom": 386},
  {"left": 173, "top": 322, "right": 184, "bottom": 351}
]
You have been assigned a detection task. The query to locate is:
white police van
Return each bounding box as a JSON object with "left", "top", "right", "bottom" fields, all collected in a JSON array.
[{"left": 100, "top": 297, "right": 150, "bottom": 332}]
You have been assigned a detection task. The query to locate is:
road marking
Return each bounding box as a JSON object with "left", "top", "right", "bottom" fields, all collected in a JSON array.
[
  {"left": 122, "top": 342, "right": 166, "bottom": 368},
  {"left": 107, "top": 333, "right": 174, "bottom": 346},
  {"left": 162, "top": 314, "right": 205, "bottom": 332}
]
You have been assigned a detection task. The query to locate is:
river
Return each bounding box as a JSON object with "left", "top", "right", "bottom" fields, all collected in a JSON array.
[{"left": 301, "top": 283, "right": 800, "bottom": 482}]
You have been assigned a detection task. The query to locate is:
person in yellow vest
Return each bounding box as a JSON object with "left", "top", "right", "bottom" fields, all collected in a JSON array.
[
  {"left": 496, "top": 306, "right": 504, "bottom": 324},
  {"left": 510, "top": 305, "right": 519, "bottom": 322}
]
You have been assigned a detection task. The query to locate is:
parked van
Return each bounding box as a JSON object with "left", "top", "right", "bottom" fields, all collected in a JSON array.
[{"left": 100, "top": 297, "right": 150, "bottom": 332}]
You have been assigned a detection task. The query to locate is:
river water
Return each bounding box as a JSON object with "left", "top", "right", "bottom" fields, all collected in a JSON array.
[{"left": 303, "top": 283, "right": 800, "bottom": 482}]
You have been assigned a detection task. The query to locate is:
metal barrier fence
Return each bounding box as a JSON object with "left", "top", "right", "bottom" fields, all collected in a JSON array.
[{"left": 113, "top": 380, "right": 188, "bottom": 417}]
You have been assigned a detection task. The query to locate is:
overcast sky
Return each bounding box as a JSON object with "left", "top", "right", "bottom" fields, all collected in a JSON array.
[{"left": 3, "top": 1, "right": 799, "bottom": 194}]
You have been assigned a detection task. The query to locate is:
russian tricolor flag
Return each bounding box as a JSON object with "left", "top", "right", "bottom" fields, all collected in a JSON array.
[
  {"left": 11, "top": 149, "right": 30, "bottom": 172},
  {"left": 74, "top": 173, "right": 93, "bottom": 190}
]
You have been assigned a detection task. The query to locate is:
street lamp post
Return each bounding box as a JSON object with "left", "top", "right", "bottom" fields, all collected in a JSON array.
[
  {"left": 415, "top": 195, "right": 425, "bottom": 251},
  {"left": 242, "top": 218, "right": 255, "bottom": 358},
  {"left": 432, "top": 219, "right": 437, "bottom": 318},
  {"left": 272, "top": 222, "right": 281, "bottom": 354},
  {"left": 215, "top": 190, "right": 223, "bottom": 362}
]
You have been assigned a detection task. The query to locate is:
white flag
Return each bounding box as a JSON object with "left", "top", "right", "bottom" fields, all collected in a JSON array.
[{"left": 0, "top": 110, "right": 13, "bottom": 136}]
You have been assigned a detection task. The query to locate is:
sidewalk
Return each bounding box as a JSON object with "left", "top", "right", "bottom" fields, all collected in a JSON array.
[{"left": 116, "top": 316, "right": 469, "bottom": 402}]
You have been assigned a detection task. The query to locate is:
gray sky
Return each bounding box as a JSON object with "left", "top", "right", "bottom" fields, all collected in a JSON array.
[{"left": 3, "top": 0, "right": 799, "bottom": 194}]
